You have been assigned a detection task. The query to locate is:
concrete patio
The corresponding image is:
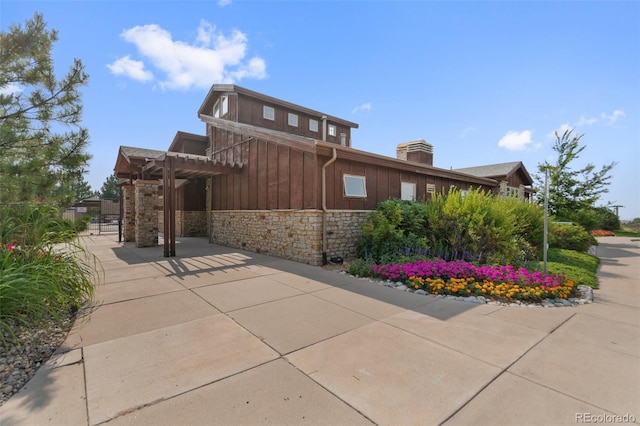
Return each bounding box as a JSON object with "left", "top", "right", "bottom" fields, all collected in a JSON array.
[{"left": 1, "top": 235, "right": 638, "bottom": 425}]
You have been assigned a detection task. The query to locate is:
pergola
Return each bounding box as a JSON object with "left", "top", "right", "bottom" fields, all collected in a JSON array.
[{"left": 114, "top": 146, "right": 238, "bottom": 257}]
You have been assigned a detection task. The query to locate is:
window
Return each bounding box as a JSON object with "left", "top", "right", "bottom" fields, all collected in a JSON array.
[
  {"left": 507, "top": 187, "right": 520, "bottom": 198},
  {"left": 401, "top": 182, "right": 416, "bottom": 201},
  {"left": 309, "top": 119, "right": 318, "bottom": 132},
  {"left": 213, "top": 96, "right": 228, "bottom": 118},
  {"left": 343, "top": 174, "right": 367, "bottom": 197},
  {"left": 426, "top": 183, "right": 436, "bottom": 194},
  {"left": 288, "top": 113, "right": 298, "bottom": 127},
  {"left": 263, "top": 105, "right": 275, "bottom": 120},
  {"left": 328, "top": 124, "right": 337, "bottom": 137}
]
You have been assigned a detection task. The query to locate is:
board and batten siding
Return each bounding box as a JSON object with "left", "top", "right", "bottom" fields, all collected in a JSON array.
[{"left": 210, "top": 137, "right": 319, "bottom": 210}]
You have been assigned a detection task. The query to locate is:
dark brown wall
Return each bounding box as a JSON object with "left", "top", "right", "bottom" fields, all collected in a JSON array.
[
  {"left": 506, "top": 168, "right": 530, "bottom": 188},
  {"left": 321, "top": 158, "right": 494, "bottom": 210},
  {"left": 235, "top": 94, "right": 351, "bottom": 146},
  {"left": 209, "top": 137, "right": 496, "bottom": 211},
  {"left": 210, "top": 138, "right": 319, "bottom": 210},
  {"left": 178, "top": 178, "right": 207, "bottom": 211}
]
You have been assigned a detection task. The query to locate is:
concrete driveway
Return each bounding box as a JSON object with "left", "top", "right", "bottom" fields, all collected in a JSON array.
[{"left": 2, "top": 235, "right": 638, "bottom": 425}]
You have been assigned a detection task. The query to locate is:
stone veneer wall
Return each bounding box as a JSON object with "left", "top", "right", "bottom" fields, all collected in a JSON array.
[
  {"left": 122, "top": 185, "right": 136, "bottom": 242},
  {"left": 209, "top": 210, "right": 370, "bottom": 265},
  {"left": 176, "top": 211, "right": 208, "bottom": 237},
  {"left": 134, "top": 180, "right": 159, "bottom": 247}
]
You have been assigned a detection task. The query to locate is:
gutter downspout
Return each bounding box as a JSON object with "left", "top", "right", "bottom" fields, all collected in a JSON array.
[{"left": 321, "top": 147, "right": 337, "bottom": 265}]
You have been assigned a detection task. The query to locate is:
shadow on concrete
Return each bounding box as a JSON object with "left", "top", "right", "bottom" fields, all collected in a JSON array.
[{"left": 102, "top": 237, "right": 479, "bottom": 322}]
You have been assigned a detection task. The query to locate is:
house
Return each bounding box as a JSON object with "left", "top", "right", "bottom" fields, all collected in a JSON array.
[
  {"left": 453, "top": 162, "right": 535, "bottom": 201},
  {"left": 114, "top": 84, "right": 535, "bottom": 265}
]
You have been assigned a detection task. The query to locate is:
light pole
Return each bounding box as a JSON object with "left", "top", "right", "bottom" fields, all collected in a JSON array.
[{"left": 543, "top": 167, "right": 549, "bottom": 273}]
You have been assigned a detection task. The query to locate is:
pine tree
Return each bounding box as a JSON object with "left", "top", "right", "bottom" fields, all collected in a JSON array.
[
  {"left": 0, "top": 12, "right": 91, "bottom": 207},
  {"left": 99, "top": 174, "right": 120, "bottom": 200}
]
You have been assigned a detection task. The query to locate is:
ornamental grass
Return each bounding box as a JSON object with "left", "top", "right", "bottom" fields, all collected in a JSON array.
[
  {"left": 371, "top": 259, "right": 575, "bottom": 302},
  {"left": 0, "top": 205, "right": 96, "bottom": 346}
]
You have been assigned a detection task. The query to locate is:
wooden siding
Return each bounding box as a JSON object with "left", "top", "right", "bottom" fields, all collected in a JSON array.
[
  {"left": 506, "top": 168, "right": 530, "bottom": 188},
  {"left": 209, "top": 136, "right": 497, "bottom": 211},
  {"left": 177, "top": 178, "right": 206, "bottom": 211},
  {"left": 235, "top": 93, "right": 352, "bottom": 146},
  {"left": 210, "top": 138, "right": 319, "bottom": 210},
  {"left": 321, "top": 157, "right": 495, "bottom": 210}
]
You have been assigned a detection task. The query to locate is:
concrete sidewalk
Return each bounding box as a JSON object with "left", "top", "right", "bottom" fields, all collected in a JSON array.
[{"left": 2, "top": 235, "right": 638, "bottom": 425}]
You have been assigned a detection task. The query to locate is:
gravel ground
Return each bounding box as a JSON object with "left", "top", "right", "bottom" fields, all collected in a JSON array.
[{"left": 0, "top": 317, "right": 73, "bottom": 407}]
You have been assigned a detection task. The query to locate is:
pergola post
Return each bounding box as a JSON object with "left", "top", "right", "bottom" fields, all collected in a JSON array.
[{"left": 163, "top": 156, "right": 176, "bottom": 257}]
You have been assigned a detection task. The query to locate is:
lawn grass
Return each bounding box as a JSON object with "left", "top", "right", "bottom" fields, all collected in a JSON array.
[
  {"left": 529, "top": 248, "right": 600, "bottom": 289},
  {"left": 614, "top": 230, "right": 640, "bottom": 237}
]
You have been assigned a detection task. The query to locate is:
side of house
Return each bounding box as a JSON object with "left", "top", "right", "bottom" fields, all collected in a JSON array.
[{"left": 114, "top": 84, "right": 535, "bottom": 265}]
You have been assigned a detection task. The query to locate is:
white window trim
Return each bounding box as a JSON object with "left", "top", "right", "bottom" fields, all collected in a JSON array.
[
  {"left": 263, "top": 105, "right": 275, "bottom": 120},
  {"left": 343, "top": 174, "right": 367, "bottom": 198},
  {"left": 309, "top": 119, "right": 318, "bottom": 132},
  {"left": 213, "top": 96, "right": 228, "bottom": 118},
  {"left": 288, "top": 113, "right": 298, "bottom": 127},
  {"left": 328, "top": 124, "right": 337, "bottom": 137},
  {"left": 401, "top": 182, "right": 416, "bottom": 201}
]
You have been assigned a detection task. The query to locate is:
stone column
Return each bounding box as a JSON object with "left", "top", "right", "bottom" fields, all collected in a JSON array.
[
  {"left": 134, "top": 180, "right": 159, "bottom": 248},
  {"left": 122, "top": 185, "right": 136, "bottom": 242},
  {"left": 499, "top": 181, "right": 508, "bottom": 198}
]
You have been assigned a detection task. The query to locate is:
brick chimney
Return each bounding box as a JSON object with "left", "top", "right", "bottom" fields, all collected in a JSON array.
[{"left": 396, "top": 139, "right": 433, "bottom": 166}]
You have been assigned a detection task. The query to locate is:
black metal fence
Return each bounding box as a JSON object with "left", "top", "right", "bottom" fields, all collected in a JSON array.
[{"left": 64, "top": 198, "right": 121, "bottom": 235}]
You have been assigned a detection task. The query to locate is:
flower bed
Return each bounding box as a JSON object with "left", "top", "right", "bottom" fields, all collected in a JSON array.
[
  {"left": 371, "top": 259, "right": 575, "bottom": 302},
  {"left": 590, "top": 229, "right": 615, "bottom": 237}
]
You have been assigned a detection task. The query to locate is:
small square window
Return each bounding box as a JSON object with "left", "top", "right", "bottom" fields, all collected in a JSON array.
[
  {"left": 343, "top": 174, "right": 367, "bottom": 198},
  {"left": 401, "top": 182, "right": 416, "bottom": 201},
  {"left": 263, "top": 105, "right": 275, "bottom": 120},
  {"left": 288, "top": 113, "right": 298, "bottom": 127},
  {"left": 328, "top": 124, "right": 337, "bottom": 137},
  {"left": 426, "top": 183, "right": 436, "bottom": 194},
  {"left": 309, "top": 119, "right": 318, "bottom": 132}
]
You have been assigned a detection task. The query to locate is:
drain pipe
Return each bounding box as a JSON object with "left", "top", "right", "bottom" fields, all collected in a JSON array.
[{"left": 321, "top": 147, "right": 337, "bottom": 265}]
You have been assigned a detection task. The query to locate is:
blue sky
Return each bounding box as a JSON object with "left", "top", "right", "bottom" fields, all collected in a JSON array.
[{"left": 2, "top": 1, "right": 639, "bottom": 219}]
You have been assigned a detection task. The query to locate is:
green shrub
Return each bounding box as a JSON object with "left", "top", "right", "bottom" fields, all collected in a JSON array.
[
  {"left": 356, "top": 199, "right": 429, "bottom": 262},
  {"left": 424, "top": 188, "right": 532, "bottom": 264},
  {"left": 568, "top": 206, "right": 621, "bottom": 231},
  {"left": 347, "top": 258, "right": 374, "bottom": 277},
  {"left": 356, "top": 190, "right": 545, "bottom": 265},
  {"left": 549, "top": 222, "right": 596, "bottom": 252}
]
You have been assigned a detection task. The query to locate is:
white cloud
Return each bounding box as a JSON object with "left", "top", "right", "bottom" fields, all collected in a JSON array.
[
  {"left": 0, "top": 83, "right": 23, "bottom": 96},
  {"left": 218, "top": 0, "right": 232, "bottom": 6},
  {"left": 497, "top": 130, "right": 534, "bottom": 151},
  {"left": 107, "top": 55, "right": 154, "bottom": 82},
  {"left": 109, "top": 20, "right": 266, "bottom": 90},
  {"left": 352, "top": 102, "right": 372, "bottom": 113},
  {"left": 551, "top": 123, "right": 574, "bottom": 138},
  {"left": 459, "top": 126, "right": 475, "bottom": 139},
  {"left": 601, "top": 109, "right": 625, "bottom": 123},
  {"left": 574, "top": 115, "right": 598, "bottom": 126}
]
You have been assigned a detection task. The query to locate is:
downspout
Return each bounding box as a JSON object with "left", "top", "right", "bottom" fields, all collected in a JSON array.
[{"left": 321, "top": 147, "right": 337, "bottom": 265}]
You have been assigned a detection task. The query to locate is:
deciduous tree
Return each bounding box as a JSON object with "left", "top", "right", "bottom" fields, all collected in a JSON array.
[{"left": 536, "top": 129, "right": 616, "bottom": 218}]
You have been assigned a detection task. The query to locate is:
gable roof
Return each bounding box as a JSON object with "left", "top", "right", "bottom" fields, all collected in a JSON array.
[{"left": 453, "top": 161, "right": 533, "bottom": 185}]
